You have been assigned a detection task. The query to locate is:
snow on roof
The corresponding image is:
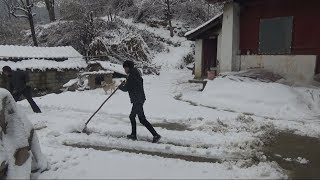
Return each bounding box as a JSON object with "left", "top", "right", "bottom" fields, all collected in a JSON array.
[
  {"left": 0, "top": 45, "right": 87, "bottom": 71},
  {"left": 184, "top": 12, "right": 223, "bottom": 37},
  {"left": 89, "top": 61, "right": 126, "bottom": 75},
  {"left": 0, "top": 58, "right": 87, "bottom": 71},
  {"left": 0, "top": 45, "right": 82, "bottom": 59}
]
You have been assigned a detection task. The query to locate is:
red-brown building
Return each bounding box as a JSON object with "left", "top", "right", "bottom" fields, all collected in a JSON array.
[{"left": 186, "top": 0, "right": 320, "bottom": 82}]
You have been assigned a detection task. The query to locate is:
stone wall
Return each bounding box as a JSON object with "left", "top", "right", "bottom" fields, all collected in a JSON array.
[
  {"left": 0, "top": 69, "right": 80, "bottom": 94},
  {"left": 87, "top": 73, "right": 113, "bottom": 89}
]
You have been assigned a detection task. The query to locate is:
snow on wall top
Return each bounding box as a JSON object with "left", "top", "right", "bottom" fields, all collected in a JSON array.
[
  {"left": 0, "top": 45, "right": 87, "bottom": 71},
  {"left": 81, "top": 70, "right": 114, "bottom": 76},
  {"left": 89, "top": 61, "right": 126, "bottom": 75},
  {"left": 0, "top": 45, "right": 82, "bottom": 59},
  {"left": 184, "top": 12, "right": 223, "bottom": 37}
]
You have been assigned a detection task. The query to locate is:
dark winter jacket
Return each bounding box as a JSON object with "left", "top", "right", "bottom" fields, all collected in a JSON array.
[
  {"left": 8, "top": 70, "right": 29, "bottom": 93},
  {"left": 119, "top": 68, "right": 146, "bottom": 104}
]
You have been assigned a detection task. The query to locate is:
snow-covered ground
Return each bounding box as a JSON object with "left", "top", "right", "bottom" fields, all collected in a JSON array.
[
  {"left": 17, "top": 49, "right": 320, "bottom": 178},
  {"left": 12, "top": 18, "right": 320, "bottom": 179},
  {"left": 18, "top": 69, "right": 287, "bottom": 178}
]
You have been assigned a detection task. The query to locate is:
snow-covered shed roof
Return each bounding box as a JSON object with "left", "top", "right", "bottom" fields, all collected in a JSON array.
[
  {"left": 0, "top": 45, "right": 87, "bottom": 71},
  {"left": 185, "top": 12, "right": 223, "bottom": 40},
  {"left": 81, "top": 70, "right": 114, "bottom": 76},
  {"left": 88, "top": 61, "right": 126, "bottom": 75},
  {"left": 0, "top": 45, "right": 81, "bottom": 59}
]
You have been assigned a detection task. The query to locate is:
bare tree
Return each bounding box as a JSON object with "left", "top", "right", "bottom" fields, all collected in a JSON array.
[
  {"left": 155, "top": 0, "right": 177, "bottom": 37},
  {"left": 59, "top": 0, "right": 86, "bottom": 20},
  {"left": 44, "top": 0, "right": 55, "bottom": 22},
  {"left": 4, "top": 0, "right": 38, "bottom": 46},
  {"left": 2, "top": 0, "right": 13, "bottom": 18},
  {"left": 164, "top": 0, "right": 174, "bottom": 37},
  {"left": 74, "top": 12, "right": 108, "bottom": 55}
]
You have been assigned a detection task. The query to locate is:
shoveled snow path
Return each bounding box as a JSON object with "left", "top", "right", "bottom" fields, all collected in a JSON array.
[{"left": 18, "top": 104, "right": 286, "bottom": 179}]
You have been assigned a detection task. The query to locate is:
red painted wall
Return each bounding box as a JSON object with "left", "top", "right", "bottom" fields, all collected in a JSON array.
[{"left": 240, "top": 0, "right": 320, "bottom": 55}]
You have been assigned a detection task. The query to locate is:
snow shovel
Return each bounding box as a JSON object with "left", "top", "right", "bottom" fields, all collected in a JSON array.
[{"left": 81, "top": 82, "right": 124, "bottom": 134}]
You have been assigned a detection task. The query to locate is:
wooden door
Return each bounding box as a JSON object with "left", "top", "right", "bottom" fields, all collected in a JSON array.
[{"left": 202, "top": 39, "right": 218, "bottom": 77}]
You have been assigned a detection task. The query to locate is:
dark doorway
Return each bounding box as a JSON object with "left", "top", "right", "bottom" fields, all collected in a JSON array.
[
  {"left": 315, "top": 56, "right": 320, "bottom": 75},
  {"left": 95, "top": 75, "right": 104, "bottom": 85},
  {"left": 202, "top": 39, "right": 218, "bottom": 77}
]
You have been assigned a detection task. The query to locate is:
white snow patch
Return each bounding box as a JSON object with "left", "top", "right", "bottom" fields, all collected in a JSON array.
[
  {"left": 296, "top": 157, "right": 309, "bottom": 164},
  {"left": 181, "top": 76, "right": 320, "bottom": 120},
  {"left": 81, "top": 70, "right": 114, "bottom": 75},
  {"left": 62, "top": 79, "right": 79, "bottom": 88}
]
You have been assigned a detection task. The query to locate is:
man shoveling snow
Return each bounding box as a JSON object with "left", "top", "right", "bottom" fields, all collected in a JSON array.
[{"left": 119, "top": 60, "right": 161, "bottom": 143}]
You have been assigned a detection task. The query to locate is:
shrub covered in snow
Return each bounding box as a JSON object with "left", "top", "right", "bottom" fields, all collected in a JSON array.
[
  {"left": 59, "top": 0, "right": 86, "bottom": 20},
  {"left": 30, "top": 17, "right": 108, "bottom": 54},
  {"left": 174, "top": 1, "right": 208, "bottom": 28},
  {"left": 0, "top": 88, "right": 48, "bottom": 179},
  {"left": 180, "top": 51, "right": 195, "bottom": 69},
  {"left": 114, "top": 0, "right": 223, "bottom": 29},
  {"left": 89, "top": 33, "right": 160, "bottom": 75},
  {"left": 0, "top": 19, "right": 28, "bottom": 45},
  {"left": 137, "top": 30, "right": 166, "bottom": 53}
]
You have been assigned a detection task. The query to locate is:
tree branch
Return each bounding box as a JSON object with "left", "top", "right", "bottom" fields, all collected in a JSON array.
[
  {"left": 19, "top": 0, "right": 26, "bottom": 8},
  {"left": 154, "top": 1, "right": 166, "bottom": 7},
  {"left": 26, "top": 3, "right": 34, "bottom": 9},
  {"left": 10, "top": 13, "right": 29, "bottom": 19},
  {"left": 15, "top": 6, "right": 29, "bottom": 14},
  {"left": 172, "top": 1, "right": 179, "bottom": 6}
]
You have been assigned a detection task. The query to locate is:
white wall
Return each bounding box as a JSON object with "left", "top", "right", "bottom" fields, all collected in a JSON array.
[
  {"left": 240, "top": 55, "right": 317, "bottom": 82},
  {"left": 194, "top": 39, "right": 203, "bottom": 79},
  {"left": 220, "top": 2, "right": 240, "bottom": 73}
]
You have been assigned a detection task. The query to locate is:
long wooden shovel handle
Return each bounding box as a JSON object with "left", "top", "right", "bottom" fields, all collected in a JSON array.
[{"left": 84, "top": 85, "right": 122, "bottom": 126}]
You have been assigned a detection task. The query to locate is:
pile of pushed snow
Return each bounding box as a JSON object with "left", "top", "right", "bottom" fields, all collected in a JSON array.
[
  {"left": 0, "top": 88, "right": 48, "bottom": 179},
  {"left": 181, "top": 76, "right": 320, "bottom": 120}
]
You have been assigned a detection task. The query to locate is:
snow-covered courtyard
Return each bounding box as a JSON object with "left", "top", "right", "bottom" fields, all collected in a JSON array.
[
  {"left": 13, "top": 41, "right": 320, "bottom": 179},
  {"left": 2, "top": 9, "right": 320, "bottom": 179}
]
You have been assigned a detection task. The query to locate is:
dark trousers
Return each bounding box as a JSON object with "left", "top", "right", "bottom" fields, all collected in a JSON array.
[
  {"left": 13, "top": 87, "right": 41, "bottom": 113},
  {"left": 130, "top": 103, "right": 158, "bottom": 136}
]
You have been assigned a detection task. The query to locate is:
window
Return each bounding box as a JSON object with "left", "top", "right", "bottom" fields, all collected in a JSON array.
[{"left": 259, "top": 16, "right": 293, "bottom": 54}]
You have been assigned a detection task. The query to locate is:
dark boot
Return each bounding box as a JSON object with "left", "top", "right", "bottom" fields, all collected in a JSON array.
[
  {"left": 23, "top": 87, "right": 41, "bottom": 113},
  {"left": 127, "top": 134, "right": 137, "bottom": 141},
  {"left": 152, "top": 134, "right": 161, "bottom": 143}
]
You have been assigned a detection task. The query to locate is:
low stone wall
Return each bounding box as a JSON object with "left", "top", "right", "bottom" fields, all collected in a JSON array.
[{"left": 0, "top": 69, "right": 80, "bottom": 95}]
